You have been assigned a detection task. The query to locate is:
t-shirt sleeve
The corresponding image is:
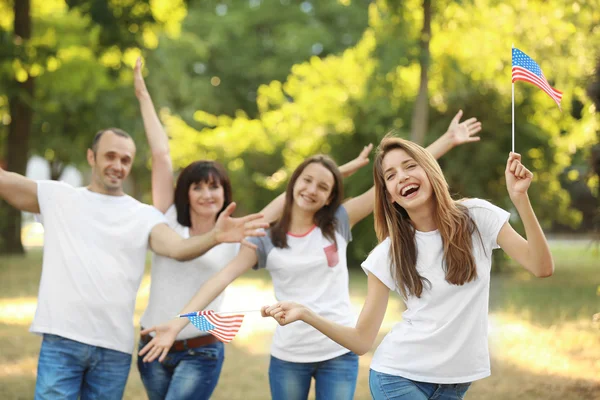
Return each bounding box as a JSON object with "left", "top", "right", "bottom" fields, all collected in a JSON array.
[
  {"left": 361, "top": 238, "right": 396, "bottom": 291},
  {"left": 36, "top": 180, "right": 72, "bottom": 218},
  {"left": 144, "top": 206, "right": 169, "bottom": 237},
  {"left": 164, "top": 204, "right": 179, "bottom": 228},
  {"left": 247, "top": 230, "right": 273, "bottom": 270},
  {"left": 462, "top": 198, "right": 510, "bottom": 250},
  {"left": 334, "top": 206, "right": 352, "bottom": 243}
]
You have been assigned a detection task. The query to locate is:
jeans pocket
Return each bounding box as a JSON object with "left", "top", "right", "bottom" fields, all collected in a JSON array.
[
  {"left": 455, "top": 383, "right": 471, "bottom": 399},
  {"left": 189, "top": 345, "right": 222, "bottom": 361}
]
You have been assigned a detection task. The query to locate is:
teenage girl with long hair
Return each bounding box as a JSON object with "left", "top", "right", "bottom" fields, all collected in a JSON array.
[{"left": 262, "top": 136, "right": 553, "bottom": 400}]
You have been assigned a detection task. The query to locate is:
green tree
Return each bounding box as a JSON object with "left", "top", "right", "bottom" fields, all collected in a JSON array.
[
  {"left": 160, "top": 0, "right": 600, "bottom": 265},
  {"left": 0, "top": 0, "right": 188, "bottom": 253}
]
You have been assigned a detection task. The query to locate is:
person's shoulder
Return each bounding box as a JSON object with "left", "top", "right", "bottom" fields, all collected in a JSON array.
[
  {"left": 37, "top": 180, "right": 77, "bottom": 199},
  {"left": 38, "top": 179, "right": 75, "bottom": 190},
  {"left": 459, "top": 198, "right": 495, "bottom": 210},
  {"left": 369, "top": 237, "right": 392, "bottom": 258}
]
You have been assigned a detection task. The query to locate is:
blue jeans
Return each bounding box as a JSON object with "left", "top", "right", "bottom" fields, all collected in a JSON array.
[
  {"left": 35, "top": 334, "right": 132, "bottom": 400},
  {"left": 269, "top": 352, "right": 359, "bottom": 400},
  {"left": 369, "top": 370, "right": 472, "bottom": 400},
  {"left": 137, "top": 340, "right": 224, "bottom": 400}
]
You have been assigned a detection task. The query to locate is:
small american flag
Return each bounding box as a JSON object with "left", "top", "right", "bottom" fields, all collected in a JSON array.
[
  {"left": 512, "top": 48, "right": 562, "bottom": 110},
  {"left": 181, "top": 310, "right": 244, "bottom": 343}
]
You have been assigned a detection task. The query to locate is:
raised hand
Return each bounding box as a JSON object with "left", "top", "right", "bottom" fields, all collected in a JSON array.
[
  {"left": 214, "top": 202, "right": 269, "bottom": 249},
  {"left": 445, "top": 109, "right": 482, "bottom": 146},
  {"left": 138, "top": 319, "right": 183, "bottom": 363},
  {"left": 339, "top": 143, "right": 374, "bottom": 178},
  {"left": 505, "top": 152, "right": 533, "bottom": 200},
  {"left": 133, "top": 57, "right": 149, "bottom": 99},
  {"left": 261, "top": 302, "right": 307, "bottom": 326}
]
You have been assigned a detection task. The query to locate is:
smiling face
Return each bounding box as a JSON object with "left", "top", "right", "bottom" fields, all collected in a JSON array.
[
  {"left": 188, "top": 177, "right": 225, "bottom": 220},
  {"left": 174, "top": 161, "right": 232, "bottom": 227},
  {"left": 87, "top": 130, "right": 136, "bottom": 195},
  {"left": 381, "top": 148, "right": 434, "bottom": 211},
  {"left": 292, "top": 162, "right": 335, "bottom": 213}
]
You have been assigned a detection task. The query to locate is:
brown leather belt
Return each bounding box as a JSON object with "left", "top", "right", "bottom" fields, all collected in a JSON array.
[{"left": 140, "top": 331, "right": 218, "bottom": 352}]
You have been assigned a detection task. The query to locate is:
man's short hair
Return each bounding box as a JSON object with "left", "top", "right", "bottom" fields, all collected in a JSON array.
[{"left": 91, "top": 128, "right": 132, "bottom": 153}]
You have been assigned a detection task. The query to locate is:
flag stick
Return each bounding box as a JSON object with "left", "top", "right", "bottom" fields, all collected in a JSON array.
[
  {"left": 177, "top": 309, "right": 261, "bottom": 318},
  {"left": 215, "top": 309, "right": 261, "bottom": 315},
  {"left": 511, "top": 43, "right": 515, "bottom": 153}
]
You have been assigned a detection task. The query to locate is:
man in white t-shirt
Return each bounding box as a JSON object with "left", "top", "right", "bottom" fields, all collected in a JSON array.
[{"left": 0, "top": 128, "right": 266, "bottom": 400}]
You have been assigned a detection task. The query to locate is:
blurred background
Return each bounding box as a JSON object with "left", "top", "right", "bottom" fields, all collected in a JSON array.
[{"left": 0, "top": 1, "right": 598, "bottom": 399}]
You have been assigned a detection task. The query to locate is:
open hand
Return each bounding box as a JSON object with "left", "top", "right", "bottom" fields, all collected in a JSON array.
[
  {"left": 446, "top": 110, "right": 482, "bottom": 146},
  {"left": 506, "top": 152, "right": 533, "bottom": 200},
  {"left": 138, "top": 320, "right": 182, "bottom": 363},
  {"left": 339, "top": 143, "right": 374, "bottom": 178},
  {"left": 214, "top": 202, "right": 269, "bottom": 249},
  {"left": 134, "top": 57, "right": 149, "bottom": 99},
  {"left": 261, "top": 302, "right": 307, "bottom": 326}
]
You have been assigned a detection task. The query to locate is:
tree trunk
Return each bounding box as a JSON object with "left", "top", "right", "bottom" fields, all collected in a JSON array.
[
  {"left": 0, "top": 0, "right": 33, "bottom": 254},
  {"left": 410, "top": 0, "right": 431, "bottom": 145}
]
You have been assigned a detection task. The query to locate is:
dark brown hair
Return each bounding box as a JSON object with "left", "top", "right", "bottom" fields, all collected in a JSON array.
[
  {"left": 373, "top": 136, "right": 480, "bottom": 298},
  {"left": 174, "top": 161, "right": 232, "bottom": 226},
  {"left": 270, "top": 155, "right": 344, "bottom": 248},
  {"left": 91, "top": 128, "right": 132, "bottom": 154}
]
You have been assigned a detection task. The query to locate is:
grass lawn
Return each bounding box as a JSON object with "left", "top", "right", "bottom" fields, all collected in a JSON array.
[{"left": 0, "top": 240, "right": 599, "bottom": 399}]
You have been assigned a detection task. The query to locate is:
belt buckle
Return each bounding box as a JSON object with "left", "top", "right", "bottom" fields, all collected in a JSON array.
[{"left": 181, "top": 339, "right": 189, "bottom": 351}]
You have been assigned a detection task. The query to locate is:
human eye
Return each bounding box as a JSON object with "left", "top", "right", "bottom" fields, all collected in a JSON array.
[{"left": 385, "top": 173, "right": 395, "bottom": 181}]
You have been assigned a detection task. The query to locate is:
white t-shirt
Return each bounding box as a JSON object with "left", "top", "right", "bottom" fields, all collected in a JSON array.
[
  {"left": 249, "top": 206, "right": 356, "bottom": 363},
  {"left": 141, "top": 205, "right": 240, "bottom": 340},
  {"left": 32, "top": 181, "right": 167, "bottom": 354},
  {"left": 362, "top": 198, "right": 510, "bottom": 384}
]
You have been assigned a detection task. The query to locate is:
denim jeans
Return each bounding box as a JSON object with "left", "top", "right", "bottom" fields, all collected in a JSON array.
[
  {"left": 268, "top": 352, "right": 359, "bottom": 400},
  {"left": 137, "top": 340, "right": 224, "bottom": 400},
  {"left": 35, "top": 334, "right": 132, "bottom": 400},
  {"left": 369, "top": 370, "right": 472, "bottom": 400}
]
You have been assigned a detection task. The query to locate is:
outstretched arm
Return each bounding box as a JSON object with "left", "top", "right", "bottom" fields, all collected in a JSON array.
[
  {"left": 425, "top": 109, "right": 482, "bottom": 159},
  {"left": 149, "top": 202, "right": 268, "bottom": 261},
  {"left": 139, "top": 246, "right": 258, "bottom": 362},
  {"left": 497, "top": 153, "right": 554, "bottom": 277},
  {"left": 0, "top": 167, "right": 39, "bottom": 213},
  {"left": 134, "top": 58, "right": 174, "bottom": 213},
  {"left": 344, "top": 113, "right": 481, "bottom": 227},
  {"left": 263, "top": 272, "right": 390, "bottom": 356},
  {"left": 338, "top": 144, "right": 373, "bottom": 178}
]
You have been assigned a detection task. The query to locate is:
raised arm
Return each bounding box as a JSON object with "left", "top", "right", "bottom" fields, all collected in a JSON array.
[
  {"left": 149, "top": 202, "right": 268, "bottom": 261},
  {"left": 338, "top": 144, "right": 373, "bottom": 178},
  {"left": 263, "top": 272, "right": 390, "bottom": 356},
  {"left": 139, "top": 246, "right": 258, "bottom": 362},
  {"left": 134, "top": 58, "right": 174, "bottom": 213},
  {"left": 344, "top": 111, "right": 481, "bottom": 227},
  {"left": 497, "top": 152, "right": 554, "bottom": 277},
  {"left": 0, "top": 167, "right": 39, "bottom": 213},
  {"left": 425, "top": 109, "right": 482, "bottom": 159}
]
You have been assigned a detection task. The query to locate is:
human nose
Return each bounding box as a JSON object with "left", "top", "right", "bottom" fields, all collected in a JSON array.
[{"left": 398, "top": 173, "right": 409, "bottom": 184}]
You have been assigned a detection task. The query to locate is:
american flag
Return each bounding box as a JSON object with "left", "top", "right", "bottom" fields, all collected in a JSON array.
[
  {"left": 512, "top": 48, "right": 562, "bottom": 110},
  {"left": 181, "top": 310, "right": 244, "bottom": 343}
]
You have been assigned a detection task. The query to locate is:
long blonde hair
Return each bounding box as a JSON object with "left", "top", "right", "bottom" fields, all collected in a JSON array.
[{"left": 373, "top": 136, "right": 480, "bottom": 298}]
